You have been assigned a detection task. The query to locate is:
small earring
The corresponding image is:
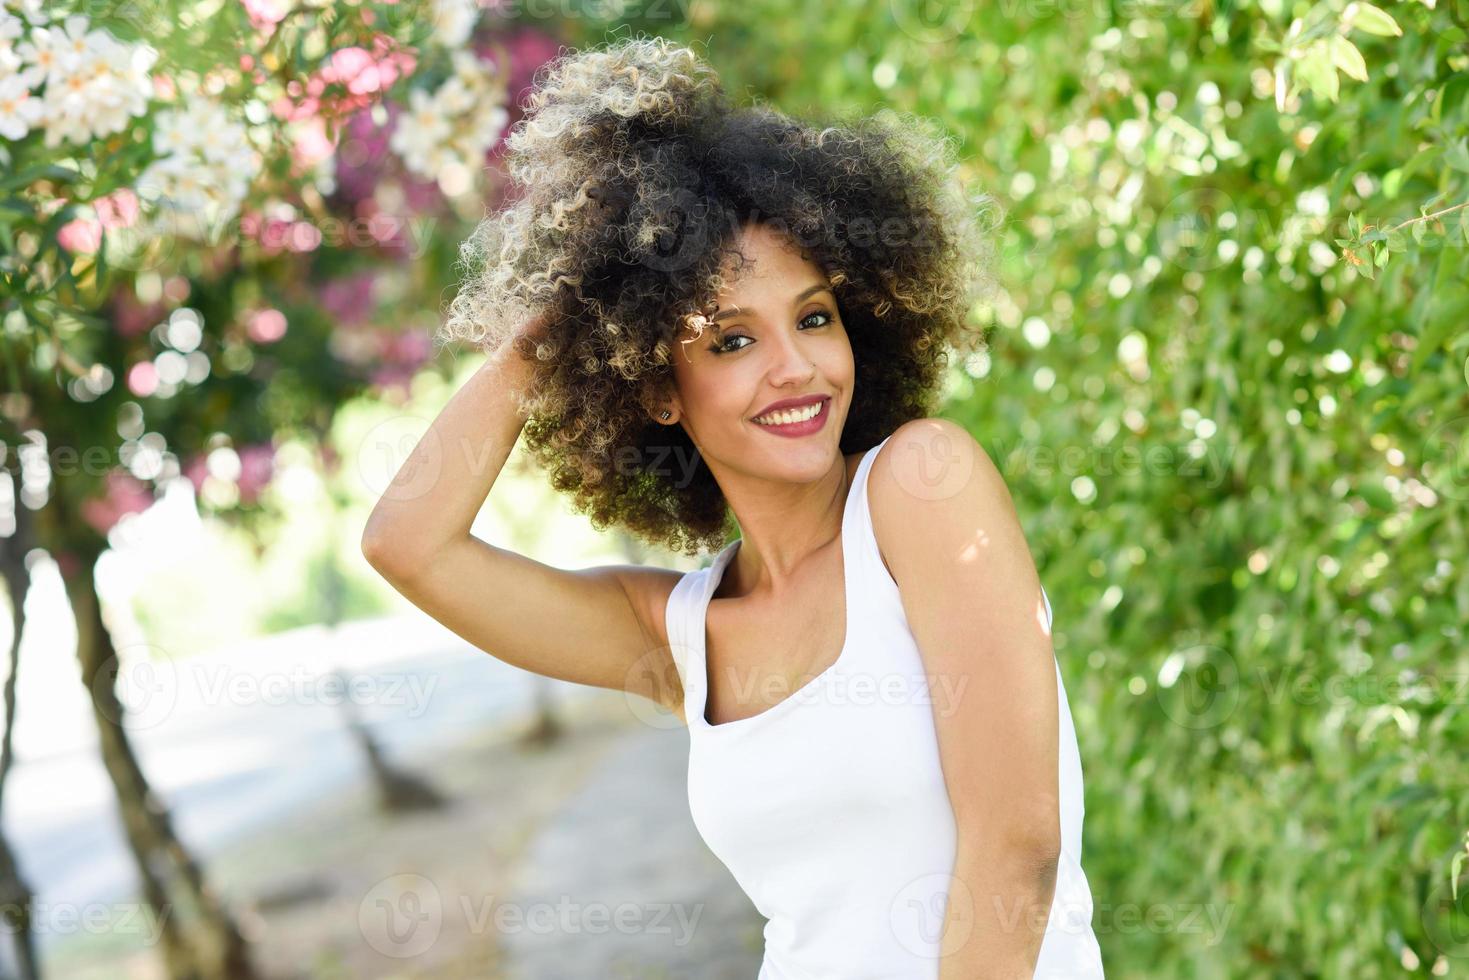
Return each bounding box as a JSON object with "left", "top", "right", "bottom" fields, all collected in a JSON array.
[{"left": 660, "top": 411, "right": 671, "bottom": 420}]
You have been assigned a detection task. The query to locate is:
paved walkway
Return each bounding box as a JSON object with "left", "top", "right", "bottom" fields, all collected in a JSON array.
[{"left": 499, "top": 720, "right": 766, "bottom": 978}]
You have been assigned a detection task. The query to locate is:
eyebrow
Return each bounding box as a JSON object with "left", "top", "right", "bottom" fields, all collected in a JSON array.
[{"left": 709, "top": 283, "right": 833, "bottom": 324}]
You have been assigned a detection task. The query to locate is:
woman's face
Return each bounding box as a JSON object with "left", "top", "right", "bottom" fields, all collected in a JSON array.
[{"left": 666, "top": 222, "right": 854, "bottom": 481}]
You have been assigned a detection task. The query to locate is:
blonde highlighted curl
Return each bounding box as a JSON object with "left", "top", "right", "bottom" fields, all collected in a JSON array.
[{"left": 439, "top": 34, "right": 1004, "bottom": 557}]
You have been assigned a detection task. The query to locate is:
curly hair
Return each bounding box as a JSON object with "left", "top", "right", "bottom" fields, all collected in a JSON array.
[{"left": 438, "top": 34, "right": 1004, "bottom": 558}]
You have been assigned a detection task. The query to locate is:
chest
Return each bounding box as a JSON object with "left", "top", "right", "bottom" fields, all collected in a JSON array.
[
  {"left": 703, "top": 551, "right": 847, "bottom": 726},
  {"left": 686, "top": 613, "right": 957, "bottom": 882}
]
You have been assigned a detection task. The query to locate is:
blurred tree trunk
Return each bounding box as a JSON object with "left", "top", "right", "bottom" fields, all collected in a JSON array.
[
  {"left": 59, "top": 532, "right": 258, "bottom": 980},
  {"left": 0, "top": 498, "right": 39, "bottom": 980},
  {"left": 520, "top": 676, "right": 562, "bottom": 747},
  {"left": 493, "top": 450, "right": 565, "bottom": 748},
  {"left": 317, "top": 448, "right": 448, "bottom": 813}
]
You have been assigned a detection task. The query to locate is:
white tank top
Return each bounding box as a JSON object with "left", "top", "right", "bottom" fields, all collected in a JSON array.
[{"left": 664, "top": 434, "right": 1106, "bottom": 978}]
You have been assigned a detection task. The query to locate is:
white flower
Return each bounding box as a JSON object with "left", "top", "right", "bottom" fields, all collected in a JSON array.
[
  {"left": 135, "top": 99, "right": 260, "bottom": 237},
  {"left": 389, "top": 87, "right": 452, "bottom": 172},
  {"left": 51, "top": 14, "right": 98, "bottom": 68},
  {"left": 14, "top": 26, "right": 66, "bottom": 88},
  {"left": 450, "top": 48, "right": 495, "bottom": 88},
  {"left": 429, "top": 0, "right": 477, "bottom": 47},
  {"left": 0, "top": 9, "right": 24, "bottom": 45},
  {"left": 1, "top": 0, "right": 47, "bottom": 28},
  {"left": 0, "top": 73, "right": 43, "bottom": 139},
  {"left": 0, "top": 41, "right": 28, "bottom": 85},
  {"left": 388, "top": 54, "right": 511, "bottom": 195},
  {"left": 193, "top": 105, "right": 251, "bottom": 165},
  {"left": 477, "top": 102, "right": 508, "bottom": 140},
  {"left": 434, "top": 75, "right": 476, "bottom": 116},
  {"left": 13, "top": 14, "right": 156, "bottom": 147}
]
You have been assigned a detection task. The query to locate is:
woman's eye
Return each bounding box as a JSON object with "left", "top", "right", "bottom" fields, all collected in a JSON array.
[{"left": 710, "top": 310, "right": 833, "bottom": 355}]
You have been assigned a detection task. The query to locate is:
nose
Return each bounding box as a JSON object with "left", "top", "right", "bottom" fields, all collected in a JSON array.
[{"left": 765, "top": 327, "right": 817, "bottom": 388}]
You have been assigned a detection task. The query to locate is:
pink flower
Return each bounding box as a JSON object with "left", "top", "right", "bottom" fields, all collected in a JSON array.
[
  {"left": 127, "top": 360, "right": 158, "bottom": 397},
  {"left": 183, "top": 452, "right": 210, "bottom": 494},
  {"left": 95, "top": 189, "right": 140, "bottom": 229},
  {"left": 241, "top": 0, "right": 288, "bottom": 32},
  {"left": 254, "top": 217, "right": 295, "bottom": 252},
  {"left": 110, "top": 284, "right": 168, "bottom": 339},
  {"left": 81, "top": 470, "right": 155, "bottom": 535},
  {"left": 247, "top": 308, "right": 287, "bottom": 343},
  {"left": 58, "top": 218, "right": 103, "bottom": 254},
  {"left": 320, "top": 272, "right": 378, "bottom": 325},
  {"left": 291, "top": 116, "right": 336, "bottom": 171},
  {"left": 330, "top": 47, "right": 386, "bottom": 95},
  {"left": 370, "top": 364, "right": 416, "bottom": 396},
  {"left": 272, "top": 35, "right": 417, "bottom": 123},
  {"left": 236, "top": 444, "right": 276, "bottom": 504},
  {"left": 384, "top": 328, "right": 432, "bottom": 369}
]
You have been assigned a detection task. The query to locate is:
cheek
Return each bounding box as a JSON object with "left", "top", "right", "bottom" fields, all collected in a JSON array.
[
  {"left": 825, "top": 331, "right": 856, "bottom": 384},
  {"left": 679, "top": 364, "right": 746, "bottom": 421}
]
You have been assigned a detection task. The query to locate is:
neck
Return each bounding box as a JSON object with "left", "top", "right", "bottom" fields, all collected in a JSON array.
[{"left": 713, "top": 453, "right": 856, "bottom": 599}]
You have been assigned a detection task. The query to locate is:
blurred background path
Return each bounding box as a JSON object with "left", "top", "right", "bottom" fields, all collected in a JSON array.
[
  {"left": 28, "top": 612, "right": 764, "bottom": 978},
  {"left": 499, "top": 722, "right": 765, "bottom": 979}
]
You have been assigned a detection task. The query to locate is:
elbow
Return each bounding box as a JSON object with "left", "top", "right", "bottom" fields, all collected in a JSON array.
[
  {"left": 360, "top": 518, "right": 413, "bottom": 577},
  {"left": 957, "top": 822, "right": 1062, "bottom": 878},
  {"left": 1018, "top": 820, "right": 1063, "bottom": 872},
  {"left": 360, "top": 526, "right": 392, "bottom": 574},
  {"left": 1017, "top": 828, "right": 1063, "bottom": 884},
  {"left": 1030, "top": 840, "right": 1062, "bottom": 877}
]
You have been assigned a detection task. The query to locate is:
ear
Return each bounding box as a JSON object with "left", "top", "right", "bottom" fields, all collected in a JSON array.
[{"left": 640, "top": 387, "right": 681, "bottom": 425}]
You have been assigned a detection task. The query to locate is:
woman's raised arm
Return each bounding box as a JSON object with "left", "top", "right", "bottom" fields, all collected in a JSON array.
[{"left": 360, "top": 329, "right": 685, "bottom": 716}]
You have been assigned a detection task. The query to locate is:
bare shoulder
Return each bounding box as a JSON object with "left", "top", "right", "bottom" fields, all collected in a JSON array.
[{"left": 866, "top": 418, "right": 1015, "bottom": 583}]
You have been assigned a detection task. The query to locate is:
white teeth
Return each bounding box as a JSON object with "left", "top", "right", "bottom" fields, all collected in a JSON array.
[{"left": 754, "top": 401, "right": 823, "bottom": 426}]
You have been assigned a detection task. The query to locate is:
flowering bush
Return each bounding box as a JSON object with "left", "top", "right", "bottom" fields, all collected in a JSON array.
[{"left": 0, "top": 0, "right": 556, "bottom": 547}]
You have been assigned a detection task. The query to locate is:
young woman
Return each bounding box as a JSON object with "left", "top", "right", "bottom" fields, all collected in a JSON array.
[{"left": 362, "top": 35, "right": 1104, "bottom": 979}]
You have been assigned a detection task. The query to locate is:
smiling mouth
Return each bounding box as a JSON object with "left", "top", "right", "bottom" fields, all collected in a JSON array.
[{"left": 751, "top": 396, "right": 830, "bottom": 427}]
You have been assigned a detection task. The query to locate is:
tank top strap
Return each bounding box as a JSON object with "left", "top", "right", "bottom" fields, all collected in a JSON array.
[
  {"left": 844, "top": 434, "right": 1056, "bottom": 634},
  {"left": 664, "top": 540, "right": 738, "bottom": 693},
  {"left": 841, "top": 433, "right": 905, "bottom": 623}
]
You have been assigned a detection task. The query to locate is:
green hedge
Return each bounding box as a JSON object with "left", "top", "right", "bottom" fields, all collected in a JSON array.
[{"left": 569, "top": 4, "right": 1469, "bottom": 974}]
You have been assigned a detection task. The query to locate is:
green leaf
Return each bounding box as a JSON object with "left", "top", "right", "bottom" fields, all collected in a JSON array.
[
  {"left": 1357, "top": 480, "right": 1394, "bottom": 511},
  {"left": 1275, "top": 60, "right": 1291, "bottom": 112},
  {"left": 1344, "top": 1, "right": 1403, "bottom": 36},
  {"left": 1297, "top": 40, "right": 1339, "bottom": 102},
  {"left": 0, "top": 163, "right": 78, "bottom": 194},
  {"left": 1410, "top": 250, "right": 1465, "bottom": 370},
  {"left": 1401, "top": 145, "right": 1444, "bottom": 184},
  {"left": 1330, "top": 35, "right": 1369, "bottom": 82},
  {"left": 1445, "top": 138, "right": 1469, "bottom": 174},
  {"left": 1382, "top": 168, "right": 1403, "bottom": 198}
]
